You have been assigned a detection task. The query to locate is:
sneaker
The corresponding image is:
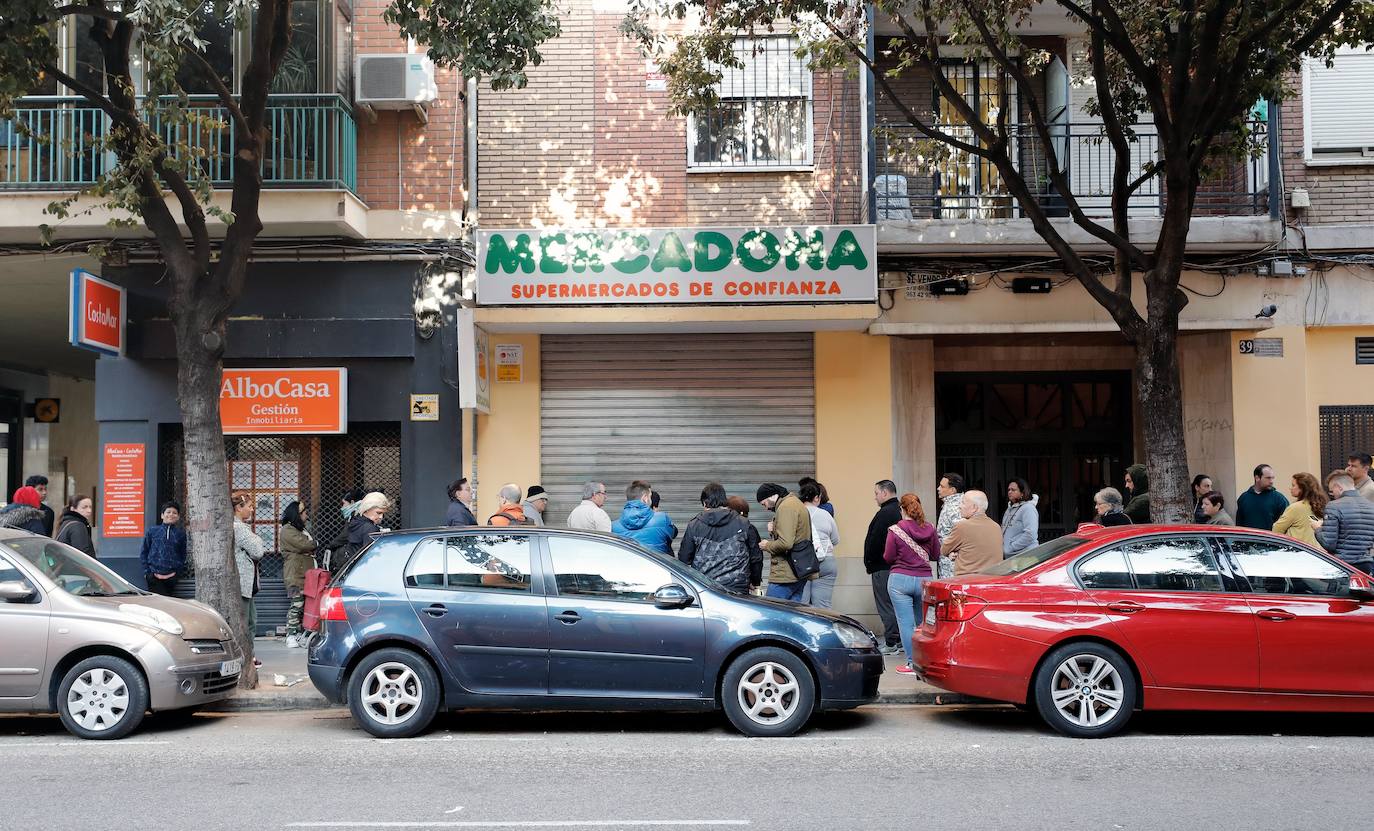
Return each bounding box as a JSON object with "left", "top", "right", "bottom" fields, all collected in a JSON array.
[
  {"left": 285, "top": 634, "right": 301, "bottom": 648},
  {"left": 894, "top": 664, "right": 918, "bottom": 675},
  {"left": 252, "top": 657, "right": 263, "bottom": 668},
  {"left": 879, "top": 644, "right": 902, "bottom": 656}
]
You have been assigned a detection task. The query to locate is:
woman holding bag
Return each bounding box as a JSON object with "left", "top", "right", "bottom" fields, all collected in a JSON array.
[{"left": 885, "top": 493, "right": 939, "bottom": 676}]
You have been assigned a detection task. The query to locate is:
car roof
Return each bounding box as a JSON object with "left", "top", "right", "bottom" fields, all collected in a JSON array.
[
  {"left": 1069, "top": 523, "right": 1302, "bottom": 545},
  {"left": 377, "top": 526, "right": 639, "bottom": 546}
]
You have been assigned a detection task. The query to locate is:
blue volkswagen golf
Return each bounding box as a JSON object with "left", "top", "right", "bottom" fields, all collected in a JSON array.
[{"left": 308, "top": 527, "right": 883, "bottom": 738}]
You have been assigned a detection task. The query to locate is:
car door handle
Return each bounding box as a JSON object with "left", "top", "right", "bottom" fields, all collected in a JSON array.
[
  {"left": 1106, "top": 600, "right": 1145, "bottom": 614},
  {"left": 554, "top": 611, "right": 581, "bottom": 624},
  {"left": 424, "top": 603, "right": 448, "bottom": 618},
  {"left": 1256, "top": 608, "right": 1297, "bottom": 621}
]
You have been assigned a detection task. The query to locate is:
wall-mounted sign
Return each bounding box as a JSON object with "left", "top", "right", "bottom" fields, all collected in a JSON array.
[
  {"left": 30, "top": 398, "right": 60, "bottom": 423},
  {"left": 456, "top": 308, "right": 492, "bottom": 414},
  {"left": 410, "top": 393, "right": 439, "bottom": 421},
  {"left": 220, "top": 368, "right": 348, "bottom": 434},
  {"left": 495, "top": 344, "right": 523, "bottom": 383},
  {"left": 102, "top": 443, "right": 145, "bottom": 538},
  {"left": 1239, "top": 337, "right": 1284, "bottom": 357},
  {"left": 645, "top": 59, "right": 668, "bottom": 91},
  {"left": 69, "top": 269, "right": 126, "bottom": 356},
  {"left": 475, "top": 225, "right": 878, "bottom": 305}
]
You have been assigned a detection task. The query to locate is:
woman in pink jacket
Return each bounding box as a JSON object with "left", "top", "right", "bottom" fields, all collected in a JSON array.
[{"left": 884, "top": 493, "right": 940, "bottom": 675}]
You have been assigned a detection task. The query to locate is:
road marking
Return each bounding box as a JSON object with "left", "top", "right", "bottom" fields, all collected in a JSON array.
[
  {"left": 287, "top": 821, "right": 749, "bottom": 828},
  {"left": 340, "top": 736, "right": 542, "bottom": 743},
  {"left": 713, "top": 736, "right": 858, "bottom": 742},
  {"left": 0, "top": 740, "right": 172, "bottom": 748}
]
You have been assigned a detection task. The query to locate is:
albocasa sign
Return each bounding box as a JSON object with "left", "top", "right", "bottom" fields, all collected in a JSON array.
[{"left": 476, "top": 225, "right": 877, "bottom": 305}]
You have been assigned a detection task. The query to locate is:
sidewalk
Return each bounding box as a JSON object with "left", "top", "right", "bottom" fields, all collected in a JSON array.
[{"left": 212, "top": 638, "right": 985, "bottom": 712}]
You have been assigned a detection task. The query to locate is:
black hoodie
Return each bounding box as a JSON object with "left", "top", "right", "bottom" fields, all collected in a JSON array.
[
  {"left": 55, "top": 509, "right": 95, "bottom": 557},
  {"left": 678, "top": 507, "right": 760, "bottom": 592}
]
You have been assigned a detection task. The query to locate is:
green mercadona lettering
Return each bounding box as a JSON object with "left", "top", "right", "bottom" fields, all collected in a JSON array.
[{"left": 483, "top": 229, "right": 869, "bottom": 276}]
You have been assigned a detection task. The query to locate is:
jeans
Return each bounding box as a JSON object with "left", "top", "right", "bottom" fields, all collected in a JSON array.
[
  {"left": 145, "top": 574, "right": 178, "bottom": 596},
  {"left": 802, "top": 557, "right": 838, "bottom": 608},
  {"left": 767, "top": 580, "right": 807, "bottom": 601},
  {"left": 870, "top": 569, "right": 900, "bottom": 647},
  {"left": 887, "top": 572, "right": 927, "bottom": 666}
]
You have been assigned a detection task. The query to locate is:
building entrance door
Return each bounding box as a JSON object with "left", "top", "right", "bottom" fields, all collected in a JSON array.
[
  {"left": 0, "top": 390, "right": 20, "bottom": 502},
  {"left": 935, "top": 372, "right": 1133, "bottom": 541}
]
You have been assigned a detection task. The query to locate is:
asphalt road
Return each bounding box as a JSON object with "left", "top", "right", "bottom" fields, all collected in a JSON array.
[{"left": 2, "top": 704, "right": 1371, "bottom": 830}]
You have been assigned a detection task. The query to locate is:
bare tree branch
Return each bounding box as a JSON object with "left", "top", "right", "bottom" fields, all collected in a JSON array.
[
  {"left": 38, "top": 63, "right": 139, "bottom": 132},
  {"left": 180, "top": 44, "right": 252, "bottom": 138},
  {"left": 1089, "top": 20, "right": 1139, "bottom": 297}
]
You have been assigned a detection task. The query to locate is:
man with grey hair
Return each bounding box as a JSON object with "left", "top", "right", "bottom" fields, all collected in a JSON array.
[
  {"left": 488, "top": 483, "right": 532, "bottom": 526},
  {"left": 1314, "top": 471, "right": 1374, "bottom": 573},
  {"left": 567, "top": 481, "right": 612, "bottom": 532},
  {"left": 944, "top": 490, "right": 1003, "bottom": 576}
]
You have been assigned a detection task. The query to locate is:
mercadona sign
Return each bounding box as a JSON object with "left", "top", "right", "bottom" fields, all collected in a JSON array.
[{"left": 476, "top": 225, "right": 877, "bottom": 305}]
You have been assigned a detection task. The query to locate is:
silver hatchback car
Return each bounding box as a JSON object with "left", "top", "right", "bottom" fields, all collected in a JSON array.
[{"left": 0, "top": 528, "right": 243, "bottom": 739}]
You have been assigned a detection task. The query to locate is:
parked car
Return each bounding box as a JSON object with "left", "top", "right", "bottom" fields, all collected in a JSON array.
[
  {"left": 0, "top": 529, "right": 242, "bottom": 739},
  {"left": 915, "top": 525, "right": 1374, "bottom": 738},
  {"left": 308, "top": 527, "right": 883, "bottom": 738}
]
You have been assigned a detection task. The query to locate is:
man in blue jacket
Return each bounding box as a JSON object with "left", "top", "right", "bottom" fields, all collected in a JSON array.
[
  {"left": 140, "top": 500, "right": 189, "bottom": 595},
  {"left": 612, "top": 480, "right": 677, "bottom": 556}
]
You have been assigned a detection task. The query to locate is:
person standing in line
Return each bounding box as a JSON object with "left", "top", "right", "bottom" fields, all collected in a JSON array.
[
  {"left": 279, "top": 500, "right": 318, "bottom": 648},
  {"left": 800, "top": 482, "right": 839, "bottom": 608},
  {"left": 1001, "top": 477, "right": 1039, "bottom": 558},
  {"left": 935, "top": 473, "right": 965, "bottom": 578},
  {"left": 1093, "top": 488, "right": 1132, "bottom": 526},
  {"left": 445, "top": 478, "right": 477, "bottom": 527},
  {"left": 232, "top": 492, "right": 265, "bottom": 657},
  {"left": 755, "top": 483, "right": 813, "bottom": 602},
  {"left": 139, "top": 500, "right": 187, "bottom": 595},
  {"left": 522, "top": 486, "right": 549, "bottom": 527},
  {"left": 884, "top": 493, "right": 938, "bottom": 676},
  {"left": 488, "top": 484, "right": 532, "bottom": 527},
  {"left": 863, "top": 480, "right": 904, "bottom": 654},
  {"left": 1123, "top": 464, "right": 1151, "bottom": 524},
  {"left": 1345, "top": 453, "right": 1374, "bottom": 502},
  {"left": 56, "top": 494, "right": 97, "bottom": 557},
  {"left": 326, "top": 487, "right": 366, "bottom": 570},
  {"left": 678, "top": 482, "right": 757, "bottom": 593},
  {"left": 727, "top": 495, "right": 765, "bottom": 592},
  {"left": 944, "top": 490, "right": 1003, "bottom": 576},
  {"left": 1191, "top": 474, "right": 1213, "bottom": 523},
  {"left": 1273, "top": 472, "right": 1327, "bottom": 547},
  {"left": 567, "top": 481, "right": 612, "bottom": 532},
  {"left": 1313, "top": 472, "right": 1374, "bottom": 574},
  {"left": 612, "top": 480, "right": 676, "bottom": 555},
  {"left": 24, "top": 475, "right": 55, "bottom": 536},
  {"left": 1236, "top": 464, "right": 1289, "bottom": 530},
  {"left": 1201, "top": 491, "right": 1235, "bottom": 525},
  {"left": 799, "top": 477, "right": 834, "bottom": 517}
]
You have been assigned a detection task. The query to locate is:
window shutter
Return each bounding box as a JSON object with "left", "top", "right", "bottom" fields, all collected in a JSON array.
[
  {"left": 1357, "top": 337, "right": 1374, "bottom": 365},
  {"left": 1307, "top": 51, "right": 1374, "bottom": 154}
]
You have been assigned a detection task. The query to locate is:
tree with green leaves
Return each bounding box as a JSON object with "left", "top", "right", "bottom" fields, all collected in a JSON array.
[
  {"left": 0, "top": 0, "right": 558, "bottom": 686},
  {"left": 624, "top": 0, "right": 1374, "bottom": 522}
]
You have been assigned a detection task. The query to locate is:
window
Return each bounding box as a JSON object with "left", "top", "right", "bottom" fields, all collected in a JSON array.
[
  {"left": 5, "top": 538, "right": 138, "bottom": 597},
  {"left": 445, "top": 535, "right": 532, "bottom": 592},
  {"left": 0, "top": 554, "right": 32, "bottom": 587},
  {"left": 1304, "top": 46, "right": 1374, "bottom": 165},
  {"left": 404, "top": 538, "right": 445, "bottom": 588},
  {"left": 1229, "top": 539, "right": 1350, "bottom": 597},
  {"left": 1076, "top": 549, "right": 1133, "bottom": 590},
  {"left": 687, "top": 37, "right": 812, "bottom": 170},
  {"left": 1122, "top": 538, "right": 1224, "bottom": 593},
  {"left": 982, "top": 536, "right": 1085, "bottom": 576},
  {"left": 548, "top": 537, "right": 674, "bottom": 602}
]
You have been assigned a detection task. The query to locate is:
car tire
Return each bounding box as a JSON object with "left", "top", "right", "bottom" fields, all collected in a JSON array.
[
  {"left": 1033, "top": 641, "right": 1137, "bottom": 739},
  {"left": 720, "top": 647, "right": 815, "bottom": 738},
  {"left": 56, "top": 655, "right": 149, "bottom": 741},
  {"left": 347, "top": 648, "right": 441, "bottom": 739}
]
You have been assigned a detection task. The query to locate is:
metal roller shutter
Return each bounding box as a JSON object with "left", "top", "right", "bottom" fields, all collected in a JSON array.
[{"left": 540, "top": 333, "right": 816, "bottom": 545}]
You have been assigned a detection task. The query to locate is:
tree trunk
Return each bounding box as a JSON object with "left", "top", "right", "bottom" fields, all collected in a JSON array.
[
  {"left": 1133, "top": 311, "right": 1192, "bottom": 524},
  {"left": 173, "top": 307, "right": 257, "bottom": 689}
]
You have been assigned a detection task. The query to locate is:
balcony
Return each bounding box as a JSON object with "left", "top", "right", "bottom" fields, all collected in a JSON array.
[{"left": 0, "top": 94, "right": 357, "bottom": 192}]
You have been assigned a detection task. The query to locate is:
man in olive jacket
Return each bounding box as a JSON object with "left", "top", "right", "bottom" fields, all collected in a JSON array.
[
  {"left": 756, "top": 483, "right": 813, "bottom": 602},
  {"left": 864, "top": 479, "right": 904, "bottom": 651}
]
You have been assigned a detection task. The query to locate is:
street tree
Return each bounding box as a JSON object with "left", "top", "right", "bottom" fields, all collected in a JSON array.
[
  {"left": 0, "top": 0, "right": 558, "bottom": 685},
  {"left": 624, "top": 0, "right": 1374, "bottom": 521}
]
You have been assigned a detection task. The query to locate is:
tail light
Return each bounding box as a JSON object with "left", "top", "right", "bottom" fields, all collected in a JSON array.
[
  {"left": 320, "top": 587, "right": 347, "bottom": 621},
  {"left": 936, "top": 591, "right": 987, "bottom": 622}
]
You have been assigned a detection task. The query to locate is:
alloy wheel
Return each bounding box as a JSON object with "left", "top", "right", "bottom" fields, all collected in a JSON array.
[
  {"left": 359, "top": 661, "right": 423, "bottom": 726},
  {"left": 1049, "top": 654, "right": 1126, "bottom": 729},
  {"left": 736, "top": 661, "right": 801, "bottom": 726}
]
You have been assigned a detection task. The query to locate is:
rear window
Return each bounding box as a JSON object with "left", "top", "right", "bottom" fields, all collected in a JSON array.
[{"left": 981, "top": 536, "right": 1086, "bottom": 576}]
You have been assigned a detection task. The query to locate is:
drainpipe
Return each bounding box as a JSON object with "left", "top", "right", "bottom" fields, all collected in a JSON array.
[
  {"left": 466, "top": 76, "right": 479, "bottom": 231},
  {"left": 863, "top": 3, "right": 877, "bottom": 223},
  {"left": 1267, "top": 102, "right": 1282, "bottom": 222}
]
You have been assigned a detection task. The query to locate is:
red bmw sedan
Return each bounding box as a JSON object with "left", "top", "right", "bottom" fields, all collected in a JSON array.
[{"left": 914, "top": 525, "right": 1374, "bottom": 738}]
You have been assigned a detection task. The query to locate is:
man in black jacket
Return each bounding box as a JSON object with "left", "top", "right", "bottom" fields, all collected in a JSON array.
[
  {"left": 864, "top": 479, "right": 903, "bottom": 652},
  {"left": 25, "top": 475, "right": 54, "bottom": 536},
  {"left": 678, "top": 483, "right": 759, "bottom": 593}
]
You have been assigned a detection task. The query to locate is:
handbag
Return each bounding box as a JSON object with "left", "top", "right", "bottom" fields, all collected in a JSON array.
[
  {"left": 251, "top": 559, "right": 262, "bottom": 597},
  {"left": 785, "top": 536, "right": 821, "bottom": 581}
]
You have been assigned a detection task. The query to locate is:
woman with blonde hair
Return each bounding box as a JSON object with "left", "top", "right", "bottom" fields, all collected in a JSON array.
[
  {"left": 1273, "top": 472, "right": 1327, "bottom": 547},
  {"left": 884, "top": 493, "right": 939, "bottom": 676}
]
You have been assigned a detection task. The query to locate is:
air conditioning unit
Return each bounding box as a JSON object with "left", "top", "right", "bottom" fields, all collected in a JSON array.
[{"left": 355, "top": 54, "right": 438, "bottom": 113}]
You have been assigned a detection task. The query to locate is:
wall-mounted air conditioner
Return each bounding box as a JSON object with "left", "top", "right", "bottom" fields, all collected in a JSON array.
[{"left": 355, "top": 54, "right": 438, "bottom": 121}]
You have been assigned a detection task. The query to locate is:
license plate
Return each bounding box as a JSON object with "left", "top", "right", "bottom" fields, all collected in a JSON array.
[
  {"left": 923, "top": 605, "right": 936, "bottom": 626},
  {"left": 220, "top": 658, "right": 242, "bottom": 676}
]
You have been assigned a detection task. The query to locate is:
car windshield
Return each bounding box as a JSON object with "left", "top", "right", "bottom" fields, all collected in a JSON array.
[
  {"left": 4, "top": 537, "right": 143, "bottom": 596},
  {"left": 981, "top": 536, "right": 1087, "bottom": 576}
]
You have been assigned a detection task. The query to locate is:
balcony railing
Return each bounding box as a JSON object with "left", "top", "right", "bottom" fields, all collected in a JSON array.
[
  {"left": 0, "top": 94, "right": 356, "bottom": 192},
  {"left": 874, "top": 121, "right": 1270, "bottom": 221}
]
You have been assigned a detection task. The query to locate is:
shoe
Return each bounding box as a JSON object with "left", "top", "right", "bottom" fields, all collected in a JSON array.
[
  {"left": 879, "top": 644, "right": 902, "bottom": 655},
  {"left": 894, "top": 664, "right": 918, "bottom": 675},
  {"left": 285, "top": 634, "right": 302, "bottom": 648},
  {"left": 252, "top": 657, "right": 263, "bottom": 668}
]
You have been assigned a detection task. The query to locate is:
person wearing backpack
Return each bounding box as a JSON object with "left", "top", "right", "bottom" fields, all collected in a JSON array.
[
  {"left": 488, "top": 484, "right": 533, "bottom": 526},
  {"left": 678, "top": 482, "right": 758, "bottom": 593}
]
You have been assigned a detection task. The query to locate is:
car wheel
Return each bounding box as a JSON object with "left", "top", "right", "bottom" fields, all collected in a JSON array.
[
  {"left": 56, "top": 655, "right": 149, "bottom": 741},
  {"left": 347, "top": 648, "right": 440, "bottom": 739},
  {"left": 720, "top": 647, "right": 815, "bottom": 737},
  {"left": 1033, "top": 642, "right": 1137, "bottom": 738}
]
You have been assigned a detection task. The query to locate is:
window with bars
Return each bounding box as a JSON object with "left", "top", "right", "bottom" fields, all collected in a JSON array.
[{"left": 687, "top": 37, "right": 813, "bottom": 170}]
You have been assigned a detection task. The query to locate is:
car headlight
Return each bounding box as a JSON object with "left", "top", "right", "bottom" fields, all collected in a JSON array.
[
  {"left": 834, "top": 622, "right": 877, "bottom": 649},
  {"left": 119, "top": 604, "right": 185, "bottom": 636}
]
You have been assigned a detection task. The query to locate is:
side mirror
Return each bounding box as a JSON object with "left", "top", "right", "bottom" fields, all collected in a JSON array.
[
  {"left": 0, "top": 580, "right": 36, "bottom": 603},
  {"left": 1350, "top": 583, "right": 1374, "bottom": 601},
  {"left": 652, "top": 584, "right": 693, "bottom": 610}
]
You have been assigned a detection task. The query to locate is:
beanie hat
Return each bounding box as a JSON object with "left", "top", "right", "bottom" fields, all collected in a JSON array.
[
  {"left": 11, "top": 486, "right": 41, "bottom": 508},
  {"left": 755, "top": 483, "right": 788, "bottom": 504},
  {"left": 526, "top": 485, "right": 547, "bottom": 500}
]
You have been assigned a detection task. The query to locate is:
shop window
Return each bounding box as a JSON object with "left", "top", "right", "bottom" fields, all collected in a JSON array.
[{"left": 687, "top": 36, "right": 812, "bottom": 171}]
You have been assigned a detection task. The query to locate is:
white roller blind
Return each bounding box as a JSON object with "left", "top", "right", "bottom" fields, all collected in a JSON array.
[
  {"left": 717, "top": 38, "right": 811, "bottom": 99},
  {"left": 1307, "top": 50, "right": 1374, "bottom": 153}
]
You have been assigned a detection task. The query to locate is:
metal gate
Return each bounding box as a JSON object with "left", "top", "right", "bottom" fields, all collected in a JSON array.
[
  {"left": 1319, "top": 405, "right": 1374, "bottom": 475},
  {"left": 157, "top": 423, "right": 402, "bottom": 635},
  {"left": 539, "top": 333, "right": 816, "bottom": 545}
]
